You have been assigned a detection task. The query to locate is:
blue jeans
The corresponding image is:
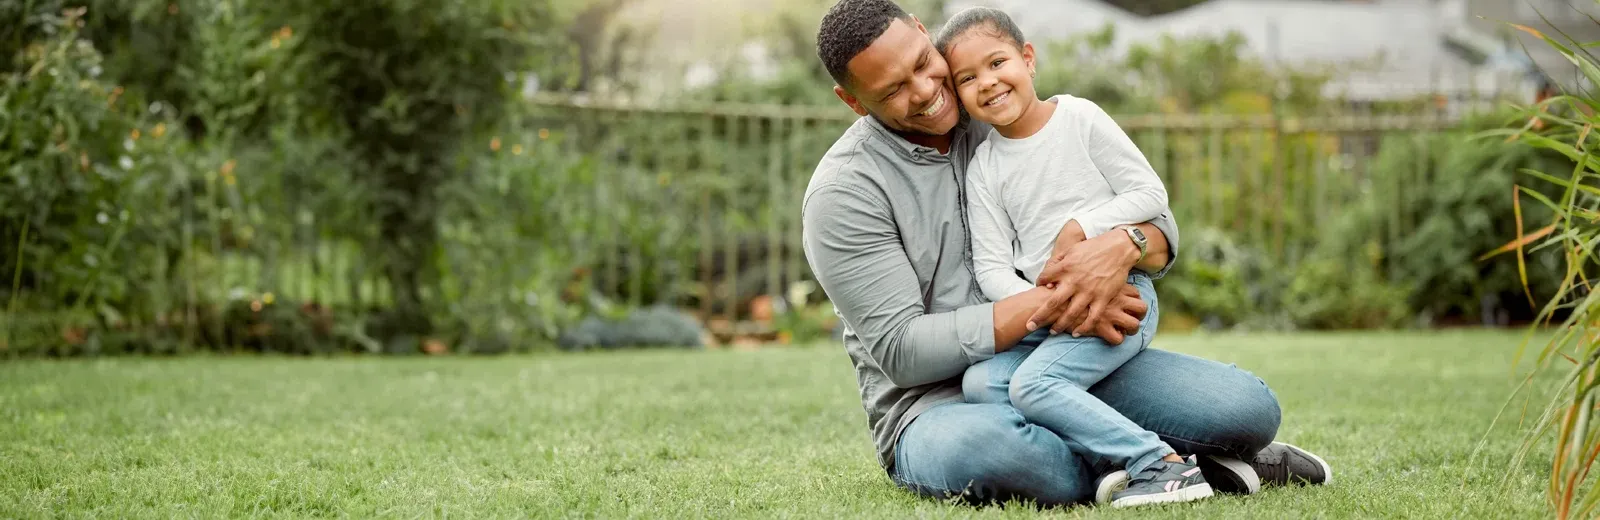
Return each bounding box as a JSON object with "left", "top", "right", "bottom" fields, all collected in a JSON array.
[
  {"left": 890, "top": 311, "right": 1281, "bottom": 506},
  {"left": 963, "top": 274, "right": 1171, "bottom": 478}
]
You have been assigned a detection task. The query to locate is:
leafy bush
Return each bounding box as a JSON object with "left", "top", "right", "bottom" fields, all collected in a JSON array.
[
  {"left": 0, "top": 5, "right": 202, "bottom": 344},
  {"left": 1319, "top": 111, "right": 1575, "bottom": 325},
  {"left": 1158, "top": 227, "right": 1411, "bottom": 331},
  {"left": 2, "top": 0, "right": 569, "bottom": 356}
]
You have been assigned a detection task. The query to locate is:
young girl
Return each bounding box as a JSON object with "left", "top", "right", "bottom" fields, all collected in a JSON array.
[{"left": 936, "top": 7, "right": 1213, "bottom": 508}]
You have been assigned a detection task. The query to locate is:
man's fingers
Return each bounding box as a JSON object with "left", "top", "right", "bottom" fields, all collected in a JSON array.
[
  {"left": 1028, "top": 289, "right": 1072, "bottom": 331},
  {"left": 1054, "top": 293, "right": 1092, "bottom": 334},
  {"left": 1037, "top": 263, "right": 1064, "bottom": 286},
  {"left": 1119, "top": 294, "right": 1149, "bottom": 320},
  {"left": 1096, "top": 321, "right": 1126, "bottom": 345},
  {"left": 1071, "top": 303, "right": 1110, "bottom": 337},
  {"left": 1058, "top": 302, "right": 1092, "bottom": 336},
  {"left": 1120, "top": 284, "right": 1140, "bottom": 299},
  {"left": 1107, "top": 309, "right": 1141, "bottom": 335}
]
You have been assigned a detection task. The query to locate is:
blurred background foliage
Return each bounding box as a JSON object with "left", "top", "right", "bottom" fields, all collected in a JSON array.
[{"left": 0, "top": 0, "right": 1577, "bottom": 357}]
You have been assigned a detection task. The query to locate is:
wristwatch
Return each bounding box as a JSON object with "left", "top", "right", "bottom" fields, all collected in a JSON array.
[{"left": 1117, "top": 226, "right": 1148, "bottom": 263}]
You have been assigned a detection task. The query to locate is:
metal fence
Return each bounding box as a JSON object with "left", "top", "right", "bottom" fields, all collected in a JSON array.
[
  {"left": 526, "top": 95, "right": 1465, "bottom": 331},
  {"left": 0, "top": 95, "right": 1486, "bottom": 351}
]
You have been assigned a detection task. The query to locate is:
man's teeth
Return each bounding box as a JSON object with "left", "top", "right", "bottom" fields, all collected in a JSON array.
[{"left": 921, "top": 94, "right": 943, "bottom": 117}]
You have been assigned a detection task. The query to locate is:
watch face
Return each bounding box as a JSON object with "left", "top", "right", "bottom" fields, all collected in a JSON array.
[{"left": 1129, "top": 227, "right": 1147, "bottom": 243}]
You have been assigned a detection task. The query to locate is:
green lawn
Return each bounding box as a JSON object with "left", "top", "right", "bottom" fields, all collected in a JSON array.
[{"left": 0, "top": 330, "right": 1564, "bottom": 518}]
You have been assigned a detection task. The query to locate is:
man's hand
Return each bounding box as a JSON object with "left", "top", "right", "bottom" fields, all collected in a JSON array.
[
  {"left": 1092, "top": 285, "right": 1147, "bottom": 344},
  {"left": 1041, "top": 220, "right": 1088, "bottom": 282},
  {"left": 1027, "top": 231, "right": 1141, "bottom": 337}
]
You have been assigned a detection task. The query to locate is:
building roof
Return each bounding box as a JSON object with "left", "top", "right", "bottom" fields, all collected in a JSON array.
[{"left": 946, "top": 0, "right": 1529, "bottom": 100}]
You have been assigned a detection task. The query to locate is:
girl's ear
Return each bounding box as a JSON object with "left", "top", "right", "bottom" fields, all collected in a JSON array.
[{"left": 1023, "top": 42, "right": 1036, "bottom": 77}]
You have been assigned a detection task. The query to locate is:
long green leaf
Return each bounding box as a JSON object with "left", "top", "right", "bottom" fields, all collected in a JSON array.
[{"left": 1522, "top": 185, "right": 1565, "bottom": 214}]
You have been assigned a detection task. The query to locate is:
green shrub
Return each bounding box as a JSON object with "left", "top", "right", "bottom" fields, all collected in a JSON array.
[
  {"left": 1159, "top": 227, "right": 1412, "bottom": 331},
  {"left": 250, "top": 0, "right": 553, "bottom": 343},
  {"left": 1320, "top": 112, "right": 1575, "bottom": 325},
  {"left": 0, "top": 5, "right": 194, "bottom": 331}
]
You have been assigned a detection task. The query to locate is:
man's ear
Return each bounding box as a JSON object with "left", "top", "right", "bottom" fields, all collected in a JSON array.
[
  {"left": 835, "top": 85, "right": 869, "bottom": 117},
  {"left": 911, "top": 15, "right": 927, "bottom": 35}
]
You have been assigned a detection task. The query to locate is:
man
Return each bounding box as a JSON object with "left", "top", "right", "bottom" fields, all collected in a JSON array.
[{"left": 800, "top": 0, "right": 1331, "bottom": 507}]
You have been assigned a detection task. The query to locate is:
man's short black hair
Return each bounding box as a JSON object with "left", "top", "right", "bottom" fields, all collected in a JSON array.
[
  {"left": 816, "top": 0, "right": 915, "bottom": 89},
  {"left": 934, "top": 6, "right": 1025, "bottom": 56}
]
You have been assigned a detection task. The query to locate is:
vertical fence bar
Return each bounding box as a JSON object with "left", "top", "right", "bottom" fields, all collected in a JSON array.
[
  {"left": 603, "top": 109, "right": 622, "bottom": 303},
  {"left": 1149, "top": 127, "right": 1172, "bottom": 216},
  {"left": 1208, "top": 123, "right": 1224, "bottom": 232},
  {"left": 671, "top": 113, "right": 697, "bottom": 310},
  {"left": 1295, "top": 130, "right": 1314, "bottom": 263},
  {"left": 181, "top": 157, "right": 197, "bottom": 349},
  {"left": 698, "top": 114, "right": 716, "bottom": 323},
  {"left": 1271, "top": 119, "right": 1287, "bottom": 261},
  {"left": 723, "top": 115, "right": 747, "bottom": 326},
  {"left": 766, "top": 115, "right": 783, "bottom": 330},
  {"left": 1314, "top": 129, "right": 1329, "bottom": 227},
  {"left": 208, "top": 153, "right": 225, "bottom": 346},
  {"left": 629, "top": 109, "right": 651, "bottom": 308},
  {"left": 1249, "top": 125, "right": 1261, "bottom": 242},
  {"left": 785, "top": 118, "right": 806, "bottom": 299}
]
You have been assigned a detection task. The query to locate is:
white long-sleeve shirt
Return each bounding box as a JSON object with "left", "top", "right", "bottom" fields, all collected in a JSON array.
[{"left": 967, "top": 94, "right": 1171, "bottom": 302}]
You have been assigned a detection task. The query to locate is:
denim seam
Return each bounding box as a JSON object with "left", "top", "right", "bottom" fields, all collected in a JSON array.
[
  {"left": 1155, "top": 433, "right": 1249, "bottom": 457},
  {"left": 1127, "top": 446, "right": 1174, "bottom": 477}
]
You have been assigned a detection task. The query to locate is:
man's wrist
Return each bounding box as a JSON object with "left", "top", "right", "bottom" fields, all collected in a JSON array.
[
  {"left": 1094, "top": 231, "right": 1141, "bottom": 268},
  {"left": 1116, "top": 225, "right": 1149, "bottom": 264}
]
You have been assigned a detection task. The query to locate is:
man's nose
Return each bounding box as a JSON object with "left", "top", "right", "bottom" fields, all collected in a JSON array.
[{"left": 910, "top": 75, "right": 941, "bottom": 106}]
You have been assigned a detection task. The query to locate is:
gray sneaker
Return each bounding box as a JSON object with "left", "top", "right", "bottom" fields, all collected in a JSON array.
[
  {"left": 1093, "top": 469, "right": 1129, "bottom": 505},
  {"left": 1197, "top": 454, "right": 1261, "bottom": 495},
  {"left": 1250, "top": 442, "right": 1332, "bottom": 486},
  {"left": 1109, "top": 456, "right": 1215, "bottom": 508}
]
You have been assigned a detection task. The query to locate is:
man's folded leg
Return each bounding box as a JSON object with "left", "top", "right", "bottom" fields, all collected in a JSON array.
[
  {"left": 1087, "top": 348, "right": 1281, "bottom": 458},
  {"left": 890, "top": 401, "right": 1097, "bottom": 507},
  {"left": 1085, "top": 347, "right": 1317, "bottom": 492}
]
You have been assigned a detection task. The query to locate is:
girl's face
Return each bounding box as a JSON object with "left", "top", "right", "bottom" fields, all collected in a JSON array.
[{"left": 944, "top": 29, "right": 1038, "bottom": 128}]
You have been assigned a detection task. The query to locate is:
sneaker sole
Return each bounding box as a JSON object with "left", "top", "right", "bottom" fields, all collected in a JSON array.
[
  {"left": 1110, "top": 482, "right": 1214, "bottom": 508},
  {"left": 1276, "top": 442, "right": 1333, "bottom": 486},
  {"left": 1094, "top": 470, "right": 1129, "bottom": 505},
  {"left": 1198, "top": 455, "right": 1261, "bottom": 495}
]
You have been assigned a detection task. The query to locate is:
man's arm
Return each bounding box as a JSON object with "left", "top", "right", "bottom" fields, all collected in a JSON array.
[
  {"left": 994, "top": 284, "right": 1147, "bottom": 346},
  {"left": 1049, "top": 220, "right": 1171, "bottom": 275},
  {"left": 1030, "top": 222, "right": 1172, "bottom": 338},
  {"left": 804, "top": 184, "right": 1001, "bottom": 388}
]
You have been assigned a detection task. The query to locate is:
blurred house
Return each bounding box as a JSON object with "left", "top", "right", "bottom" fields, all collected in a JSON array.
[
  {"left": 946, "top": 0, "right": 1563, "bottom": 106},
  {"left": 1448, "top": 0, "right": 1600, "bottom": 93},
  {"left": 542, "top": 0, "right": 1599, "bottom": 106}
]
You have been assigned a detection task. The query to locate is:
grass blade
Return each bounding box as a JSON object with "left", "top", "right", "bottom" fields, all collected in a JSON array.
[
  {"left": 1481, "top": 222, "right": 1559, "bottom": 262},
  {"left": 1515, "top": 185, "right": 1537, "bottom": 309}
]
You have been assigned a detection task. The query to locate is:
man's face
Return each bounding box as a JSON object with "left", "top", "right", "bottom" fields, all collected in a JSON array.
[{"left": 834, "top": 18, "right": 960, "bottom": 138}]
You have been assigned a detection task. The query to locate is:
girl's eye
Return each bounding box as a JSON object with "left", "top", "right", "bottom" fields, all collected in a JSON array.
[
  {"left": 991, "top": 59, "right": 1005, "bottom": 68},
  {"left": 960, "top": 75, "right": 973, "bottom": 84}
]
